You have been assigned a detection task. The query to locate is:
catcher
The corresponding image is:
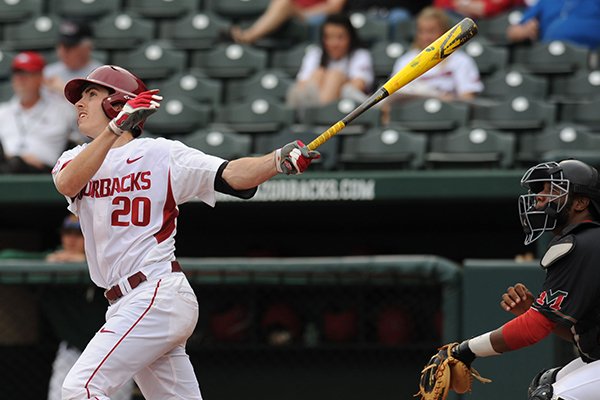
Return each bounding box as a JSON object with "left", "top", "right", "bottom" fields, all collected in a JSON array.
[{"left": 418, "top": 159, "right": 600, "bottom": 400}]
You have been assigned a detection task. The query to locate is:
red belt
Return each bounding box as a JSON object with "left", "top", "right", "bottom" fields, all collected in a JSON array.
[{"left": 104, "top": 261, "right": 182, "bottom": 302}]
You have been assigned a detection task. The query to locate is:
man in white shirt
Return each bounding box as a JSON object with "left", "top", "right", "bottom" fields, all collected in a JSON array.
[{"left": 0, "top": 51, "right": 75, "bottom": 173}]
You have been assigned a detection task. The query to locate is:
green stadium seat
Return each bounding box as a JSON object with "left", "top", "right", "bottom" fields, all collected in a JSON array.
[
  {"left": 92, "top": 12, "right": 156, "bottom": 50},
  {"left": 482, "top": 68, "right": 548, "bottom": 100},
  {"left": 550, "top": 70, "right": 600, "bottom": 104},
  {"left": 370, "top": 41, "right": 409, "bottom": 80},
  {"left": 350, "top": 12, "right": 389, "bottom": 47},
  {"left": 0, "top": 0, "right": 42, "bottom": 23},
  {"left": 463, "top": 38, "right": 509, "bottom": 77},
  {"left": 254, "top": 127, "right": 339, "bottom": 171},
  {"left": 560, "top": 98, "right": 600, "bottom": 130},
  {"left": 0, "top": 80, "right": 13, "bottom": 102},
  {"left": 152, "top": 70, "right": 222, "bottom": 107},
  {"left": 470, "top": 97, "right": 556, "bottom": 131},
  {"left": 390, "top": 18, "right": 415, "bottom": 43},
  {"left": 512, "top": 41, "right": 590, "bottom": 75},
  {"left": 226, "top": 69, "right": 294, "bottom": 103},
  {"left": 207, "top": 0, "right": 269, "bottom": 20},
  {"left": 339, "top": 125, "right": 427, "bottom": 170},
  {"left": 477, "top": 8, "right": 525, "bottom": 45},
  {"left": 426, "top": 127, "right": 515, "bottom": 169},
  {"left": 215, "top": 96, "right": 294, "bottom": 134},
  {"left": 248, "top": 18, "right": 310, "bottom": 50},
  {"left": 518, "top": 124, "right": 600, "bottom": 167},
  {"left": 48, "top": 0, "right": 119, "bottom": 19},
  {"left": 191, "top": 44, "right": 268, "bottom": 79},
  {"left": 0, "top": 49, "right": 18, "bottom": 80},
  {"left": 271, "top": 43, "right": 315, "bottom": 77},
  {"left": 143, "top": 94, "right": 212, "bottom": 137},
  {"left": 42, "top": 49, "right": 109, "bottom": 65},
  {"left": 159, "top": 11, "right": 230, "bottom": 50},
  {"left": 304, "top": 98, "right": 380, "bottom": 135},
  {"left": 389, "top": 98, "right": 469, "bottom": 132},
  {"left": 180, "top": 127, "right": 252, "bottom": 160},
  {"left": 3, "top": 15, "right": 60, "bottom": 50},
  {"left": 112, "top": 40, "right": 186, "bottom": 80},
  {"left": 125, "top": 0, "right": 199, "bottom": 19}
]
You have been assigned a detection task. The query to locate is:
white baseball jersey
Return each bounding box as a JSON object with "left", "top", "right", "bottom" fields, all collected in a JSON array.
[{"left": 52, "top": 137, "right": 226, "bottom": 289}]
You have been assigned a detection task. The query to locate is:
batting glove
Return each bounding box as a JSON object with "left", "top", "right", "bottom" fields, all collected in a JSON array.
[
  {"left": 275, "top": 140, "right": 320, "bottom": 175},
  {"left": 108, "top": 89, "right": 162, "bottom": 136}
]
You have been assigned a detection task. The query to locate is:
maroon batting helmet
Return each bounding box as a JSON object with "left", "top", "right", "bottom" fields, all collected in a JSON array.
[{"left": 64, "top": 65, "right": 148, "bottom": 137}]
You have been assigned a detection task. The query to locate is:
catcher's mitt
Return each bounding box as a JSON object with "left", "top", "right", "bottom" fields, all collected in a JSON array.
[{"left": 416, "top": 343, "right": 491, "bottom": 400}]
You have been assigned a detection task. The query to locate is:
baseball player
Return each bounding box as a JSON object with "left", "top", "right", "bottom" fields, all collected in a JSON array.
[
  {"left": 418, "top": 159, "right": 600, "bottom": 400},
  {"left": 52, "top": 65, "right": 320, "bottom": 399}
]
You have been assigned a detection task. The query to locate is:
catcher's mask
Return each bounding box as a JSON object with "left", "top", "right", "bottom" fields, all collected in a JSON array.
[
  {"left": 64, "top": 65, "right": 148, "bottom": 137},
  {"left": 519, "top": 160, "right": 600, "bottom": 245}
]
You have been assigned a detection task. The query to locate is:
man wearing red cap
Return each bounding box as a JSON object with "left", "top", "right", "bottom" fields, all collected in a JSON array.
[{"left": 0, "top": 51, "right": 76, "bottom": 173}]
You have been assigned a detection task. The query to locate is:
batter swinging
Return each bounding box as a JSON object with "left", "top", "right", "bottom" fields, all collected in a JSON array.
[{"left": 52, "top": 65, "right": 320, "bottom": 399}]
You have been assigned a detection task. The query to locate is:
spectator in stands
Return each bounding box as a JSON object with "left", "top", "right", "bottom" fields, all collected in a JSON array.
[
  {"left": 229, "top": 0, "right": 347, "bottom": 45},
  {"left": 45, "top": 214, "right": 135, "bottom": 400},
  {"left": 0, "top": 52, "right": 75, "bottom": 174},
  {"left": 433, "top": 0, "right": 524, "bottom": 19},
  {"left": 506, "top": 0, "right": 600, "bottom": 49},
  {"left": 44, "top": 19, "right": 102, "bottom": 95},
  {"left": 46, "top": 214, "right": 85, "bottom": 263},
  {"left": 286, "top": 13, "right": 374, "bottom": 114},
  {"left": 388, "top": 7, "right": 483, "bottom": 102}
]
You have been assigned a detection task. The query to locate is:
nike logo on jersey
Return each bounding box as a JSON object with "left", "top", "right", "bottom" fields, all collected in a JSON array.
[
  {"left": 126, "top": 156, "right": 143, "bottom": 164},
  {"left": 99, "top": 328, "right": 115, "bottom": 334}
]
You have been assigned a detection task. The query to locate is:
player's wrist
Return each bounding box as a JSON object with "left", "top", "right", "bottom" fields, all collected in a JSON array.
[
  {"left": 452, "top": 340, "right": 477, "bottom": 366},
  {"left": 108, "top": 119, "right": 125, "bottom": 136}
]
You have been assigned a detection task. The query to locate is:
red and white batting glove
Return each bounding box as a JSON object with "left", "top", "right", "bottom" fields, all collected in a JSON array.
[
  {"left": 108, "top": 89, "right": 162, "bottom": 136},
  {"left": 274, "top": 140, "right": 320, "bottom": 175}
]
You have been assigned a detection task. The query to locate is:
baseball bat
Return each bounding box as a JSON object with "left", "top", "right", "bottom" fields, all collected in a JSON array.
[{"left": 307, "top": 17, "right": 478, "bottom": 151}]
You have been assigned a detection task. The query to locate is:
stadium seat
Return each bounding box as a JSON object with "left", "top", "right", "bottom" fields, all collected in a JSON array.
[
  {"left": 370, "top": 41, "right": 409, "bottom": 81},
  {"left": 48, "top": 0, "right": 119, "bottom": 19},
  {"left": 560, "top": 98, "right": 600, "bottom": 130},
  {"left": 226, "top": 69, "right": 294, "bottom": 103},
  {"left": 0, "top": 0, "right": 42, "bottom": 23},
  {"left": 3, "top": 15, "right": 60, "bottom": 50},
  {"left": 144, "top": 94, "right": 212, "bottom": 136},
  {"left": 339, "top": 125, "right": 427, "bottom": 170},
  {"left": 191, "top": 44, "right": 268, "bottom": 79},
  {"left": 254, "top": 127, "right": 339, "bottom": 171},
  {"left": 388, "top": 98, "right": 469, "bottom": 132},
  {"left": 152, "top": 69, "right": 222, "bottom": 107},
  {"left": 390, "top": 18, "right": 415, "bottom": 43},
  {"left": 125, "top": 0, "right": 199, "bottom": 19},
  {"left": 0, "top": 81, "right": 13, "bottom": 102},
  {"left": 550, "top": 70, "right": 600, "bottom": 104},
  {"left": 271, "top": 43, "right": 315, "bottom": 78},
  {"left": 350, "top": 12, "right": 389, "bottom": 47},
  {"left": 477, "top": 8, "right": 525, "bottom": 45},
  {"left": 463, "top": 38, "right": 509, "bottom": 77},
  {"left": 180, "top": 127, "right": 252, "bottom": 160},
  {"left": 426, "top": 127, "right": 515, "bottom": 169},
  {"left": 159, "top": 11, "right": 230, "bottom": 50},
  {"left": 0, "top": 49, "right": 18, "bottom": 81},
  {"left": 214, "top": 96, "right": 294, "bottom": 134},
  {"left": 111, "top": 40, "right": 186, "bottom": 80},
  {"left": 512, "top": 41, "right": 590, "bottom": 75},
  {"left": 470, "top": 97, "right": 556, "bottom": 131},
  {"left": 207, "top": 0, "right": 269, "bottom": 20},
  {"left": 248, "top": 18, "right": 310, "bottom": 50},
  {"left": 303, "top": 98, "right": 380, "bottom": 134},
  {"left": 518, "top": 124, "right": 600, "bottom": 167},
  {"left": 42, "top": 49, "right": 109, "bottom": 65},
  {"left": 92, "top": 12, "right": 155, "bottom": 50},
  {"left": 482, "top": 68, "right": 548, "bottom": 100}
]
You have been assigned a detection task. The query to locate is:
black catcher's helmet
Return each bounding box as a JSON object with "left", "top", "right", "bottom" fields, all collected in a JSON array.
[{"left": 519, "top": 159, "right": 600, "bottom": 244}]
